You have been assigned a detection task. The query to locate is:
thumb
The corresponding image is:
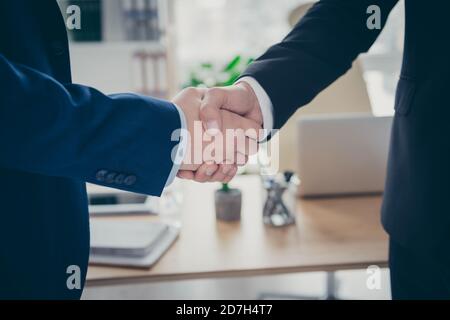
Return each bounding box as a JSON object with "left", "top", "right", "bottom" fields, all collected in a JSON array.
[{"left": 199, "top": 88, "right": 226, "bottom": 135}]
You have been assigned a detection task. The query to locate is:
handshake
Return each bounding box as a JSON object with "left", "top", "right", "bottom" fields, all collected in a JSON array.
[{"left": 173, "top": 82, "right": 264, "bottom": 183}]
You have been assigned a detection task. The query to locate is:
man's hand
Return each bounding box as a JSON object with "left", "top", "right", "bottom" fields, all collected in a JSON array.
[
  {"left": 173, "top": 87, "right": 261, "bottom": 183},
  {"left": 189, "top": 82, "right": 264, "bottom": 182},
  {"left": 199, "top": 82, "right": 263, "bottom": 134}
]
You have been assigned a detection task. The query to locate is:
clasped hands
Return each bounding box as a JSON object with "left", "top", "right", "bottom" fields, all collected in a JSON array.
[{"left": 174, "top": 82, "right": 263, "bottom": 183}]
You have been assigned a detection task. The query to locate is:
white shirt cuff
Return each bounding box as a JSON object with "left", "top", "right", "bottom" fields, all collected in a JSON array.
[
  {"left": 237, "top": 76, "right": 274, "bottom": 141},
  {"left": 165, "top": 103, "right": 187, "bottom": 187}
]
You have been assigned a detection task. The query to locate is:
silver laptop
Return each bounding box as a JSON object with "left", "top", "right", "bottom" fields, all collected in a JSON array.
[{"left": 297, "top": 114, "right": 393, "bottom": 197}]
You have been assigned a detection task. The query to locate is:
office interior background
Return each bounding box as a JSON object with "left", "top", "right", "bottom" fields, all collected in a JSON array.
[{"left": 63, "top": 0, "right": 405, "bottom": 299}]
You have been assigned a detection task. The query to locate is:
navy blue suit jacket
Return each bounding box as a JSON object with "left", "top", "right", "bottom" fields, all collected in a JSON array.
[
  {"left": 0, "top": 0, "right": 181, "bottom": 299},
  {"left": 242, "top": 0, "right": 450, "bottom": 265}
]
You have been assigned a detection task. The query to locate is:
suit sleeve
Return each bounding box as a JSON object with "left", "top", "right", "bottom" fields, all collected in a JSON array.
[
  {"left": 240, "top": 0, "right": 399, "bottom": 129},
  {"left": 0, "top": 54, "right": 182, "bottom": 196}
]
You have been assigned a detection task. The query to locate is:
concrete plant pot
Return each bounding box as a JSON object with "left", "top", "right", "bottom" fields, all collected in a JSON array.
[{"left": 215, "top": 188, "right": 242, "bottom": 222}]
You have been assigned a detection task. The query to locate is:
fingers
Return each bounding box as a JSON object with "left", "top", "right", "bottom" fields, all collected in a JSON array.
[
  {"left": 205, "top": 165, "right": 227, "bottom": 183},
  {"left": 236, "top": 153, "right": 249, "bottom": 166},
  {"left": 177, "top": 170, "right": 195, "bottom": 180},
  {"left": 221, "top": 109, "right": 262, "bottom": 140},
  {"left": 199, "top": 88, "right": 226, "bottom": 135},
  {"left": 221, "top": 165, "right": 238, "bottom": 183},
  {"left": 220, "top": 110, "right": 261, "bottom": 159},
  {"left": 177, "top": 163, "right": 238, "bottom": 183},
  {"left": 200, "top": 83, "right": 263, "bottom": 123},
  {"left": 178, "top": 163, "right": 219, "bottom": 183},
  {"left": 199, "top": 86, "right": 262, "bottom": 162},
  {"left": 201, "top": 110, "right": 260, "bottom": 164},
  {"left": 208, "top": 164, "right": 238, "bottom": 183},
  {"left": 193, "top": 162, "right": 219, "bottom": 183},
  {"left": 193, "top": 163, "right": 238, "bottom": 183},
  {"left": 213, "top": 139, "right": 255, "bottom": 165},
  {"left": 176, "top": 85, "right": 262, "bottom": 183}
]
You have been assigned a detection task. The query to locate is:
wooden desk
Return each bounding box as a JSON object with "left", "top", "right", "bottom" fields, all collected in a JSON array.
[{"left": 86, "top": 176, "right": 388, "bottom": 286}]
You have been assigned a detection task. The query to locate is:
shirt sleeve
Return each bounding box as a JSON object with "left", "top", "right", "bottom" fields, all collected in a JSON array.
[
  {"left": 164, "top": 103, "right": 188, "bottom": 186},
  {"left": 237, "top": 76, "right": 274, "bottom": 141}
]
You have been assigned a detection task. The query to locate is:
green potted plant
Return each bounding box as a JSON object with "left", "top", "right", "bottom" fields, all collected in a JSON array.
[{"left": 215, "top": 183, "right": 242, "bottom": 222}]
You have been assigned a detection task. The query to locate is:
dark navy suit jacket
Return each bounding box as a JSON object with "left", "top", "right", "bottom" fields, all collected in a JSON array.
[
  {"left": 242, "top": 0, "right": 450, "bottom": 266},
  {"left": 0, "top": 1, "right": 181, "bottom": 299}
]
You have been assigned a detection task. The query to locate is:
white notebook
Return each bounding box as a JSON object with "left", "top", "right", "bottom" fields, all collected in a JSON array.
[{"left": 89, "top": 220, "right": 180, "bottom": 268}]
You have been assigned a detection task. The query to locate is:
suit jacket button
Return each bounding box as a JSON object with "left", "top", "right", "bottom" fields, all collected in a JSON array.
[
  {"left": 105, "top": 172, "right": 116, "bottom": 184},
  {"left": 114, "top": 174, "right": 125, "bottom": 185},
  {"left": 95, "top": 170, "right": 108, "bottom": 182},
  {"left": 124, "top": 175, "right": 137, "bottom": 186}
]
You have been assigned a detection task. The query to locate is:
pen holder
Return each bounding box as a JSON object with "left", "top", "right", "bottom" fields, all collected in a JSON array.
[
  {"left": 262, "top": 171, "right": 299, "bottom": 227},
  {"left": 215, "top": 186, "right": 242, "bottom": 222}
]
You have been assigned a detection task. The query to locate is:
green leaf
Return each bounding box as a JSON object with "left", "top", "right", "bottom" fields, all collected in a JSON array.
[
  {"left": 186, "top": 56, "right": 254, "bottom": 88},
  {"left": 223, "top": 55, "right": 241, "bottom": 72}
]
